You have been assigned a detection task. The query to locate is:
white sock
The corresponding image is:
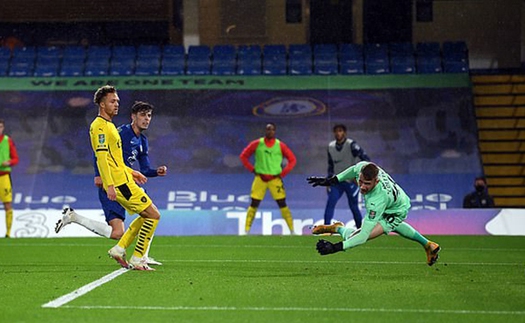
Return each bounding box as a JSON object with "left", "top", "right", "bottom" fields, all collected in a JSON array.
[
  {"left": 71, "top": 211, "right": 112, "bottom": 238},
  {"left": 143, "top": 234, "right": 155, "bottom": 258}
]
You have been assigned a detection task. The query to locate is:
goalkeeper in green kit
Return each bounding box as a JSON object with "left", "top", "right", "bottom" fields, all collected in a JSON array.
[{"left": 307, "top": 161, "right": 441, "bottom": 266}]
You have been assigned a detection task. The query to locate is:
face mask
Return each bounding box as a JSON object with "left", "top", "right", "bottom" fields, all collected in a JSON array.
[{"left": 475, "top": 185, "right": 485, "bottom": 192}]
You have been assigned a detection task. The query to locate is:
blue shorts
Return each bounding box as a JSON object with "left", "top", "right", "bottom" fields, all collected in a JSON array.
[{"left": 98, "top": 187, "right": 126, "bottom": 224}]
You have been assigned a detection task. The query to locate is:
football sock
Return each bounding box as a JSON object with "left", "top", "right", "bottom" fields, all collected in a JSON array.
[
  {"left": 280, "top": 206, "right": 294, "bottom": 233},
  {"left": 132, "top": 218, "right": 159, "bottom": 258},
  {"left": 245, "top": 206, "right": 257, "bottom": 233},
  {"left": 144, "top": 234, "right": 155, "bottom": 258},
  {"left": 71, "top": 211, "right": 111, "bottom": 238},
  {"left": 336, "top": 226, "right": 355, "bottom": 240},
  {"left": 5, "top": 209, "right": 13, "bottom": 237},
  {"left": 117, "top": 216, "right": 145, "bottom": 249},
  {"left": 394, "top": 222, "right": 428, "bottom": 247}
]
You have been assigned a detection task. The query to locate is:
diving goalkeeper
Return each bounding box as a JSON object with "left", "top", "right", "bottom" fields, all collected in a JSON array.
[{"left": 307, "top": 161, "right": 440, "bottom": 266}]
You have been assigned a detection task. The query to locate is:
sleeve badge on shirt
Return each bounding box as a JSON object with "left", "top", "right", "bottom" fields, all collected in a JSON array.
[
  {"left": 98, "top": 134, "right": 105, "bottom": 144},
  {"left": 369, "top": 210, "right": 376, "bottom": 219}
]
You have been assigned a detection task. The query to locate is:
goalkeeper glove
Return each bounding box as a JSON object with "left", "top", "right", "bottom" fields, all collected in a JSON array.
[
  {"left": 316, "top": 239, "right": 344, "bottom": 255},
  {"left": 306, "top": 176, "right": 338, "bottom": 187}
]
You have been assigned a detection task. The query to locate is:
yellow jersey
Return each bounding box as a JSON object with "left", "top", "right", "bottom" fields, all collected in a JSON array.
[{"left": 89, "top": 116, "right": 133, "bottom": 189}]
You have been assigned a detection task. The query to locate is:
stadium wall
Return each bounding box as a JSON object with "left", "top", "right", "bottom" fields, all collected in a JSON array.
[{"left": 0, "top": 74, "right": 509, "bottom": 237}]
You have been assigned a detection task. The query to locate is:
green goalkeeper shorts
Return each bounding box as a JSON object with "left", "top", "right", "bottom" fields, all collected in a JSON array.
[{"left": 378, "top": 212, "right": 407, "bottom": 234}]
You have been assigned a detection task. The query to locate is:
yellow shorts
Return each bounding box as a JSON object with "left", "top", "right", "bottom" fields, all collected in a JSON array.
[
  {"left": 250, "top": 175, "right": 287, "bottom": 201},
  {"left": 0, "top": 174, "right": 12, "bottom": 203},
  {"left": 114, "top": 181, "right": 152, "bottom": 215}
]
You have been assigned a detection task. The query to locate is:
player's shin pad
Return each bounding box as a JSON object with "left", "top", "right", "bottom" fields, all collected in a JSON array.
[{"left": 316, "top": 239, "right": 344, "bottom": 255}]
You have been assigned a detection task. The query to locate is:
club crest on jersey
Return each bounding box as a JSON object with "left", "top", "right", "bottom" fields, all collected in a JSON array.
[
  {"left": 98, "top": 134, "right": 105, "bottom": 144},
  {"left": 369, "top": 210, "right": 376, "bottom": 219}
]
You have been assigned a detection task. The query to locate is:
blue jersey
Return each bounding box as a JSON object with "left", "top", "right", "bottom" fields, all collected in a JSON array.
[{"left": 94, "top": 123, "right": 157, "bottom": 178}]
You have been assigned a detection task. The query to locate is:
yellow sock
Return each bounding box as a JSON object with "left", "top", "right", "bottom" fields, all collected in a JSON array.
[
  {"left": 5, "top": 209, "right": 13, "bottom": 237},
  {"left": 132, "top": 218, "right": 159, "bottom": 258},
  {"left": 245, "top": 206, "right": 257, "bottom": 233},
  {"left": 280, "top": 206, "right": 294, "bottom": 233},
  {"left": 117, "top": 216, "right": 145, "bottom": 249}
]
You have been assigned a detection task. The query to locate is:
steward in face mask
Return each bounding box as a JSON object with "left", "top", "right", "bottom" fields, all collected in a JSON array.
[{"left": 463, "top": 176, "right": 495, "bottom": 208}]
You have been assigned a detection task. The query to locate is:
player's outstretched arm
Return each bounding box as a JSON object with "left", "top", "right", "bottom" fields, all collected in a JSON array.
[
  {"left": 316, "top": 239, "right": 344, "bottom": 255},
  {"left": 306, "top": 176, "right": 339, "bottom": 187}
]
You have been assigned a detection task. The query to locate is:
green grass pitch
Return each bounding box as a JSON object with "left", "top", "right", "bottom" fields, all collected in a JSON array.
[{"left": 0, "top": 235, "right": 524, "bottom": 323}]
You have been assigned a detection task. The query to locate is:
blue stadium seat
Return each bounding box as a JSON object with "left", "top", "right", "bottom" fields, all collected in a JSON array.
[
  {"left": 109, "top": 60, "right": 134, "bottom": 76},
  {"left": 213, "top": 45, "right": 236, "bottom": 60},
  {"left": 87, "top": 46, "right": 111, "bottom": 59},
  {"left": 188, "top": 45, "right": 211, "bottom": 58},
  {"left": 442, "top": 41, "right": 468, "bottom": 63},
  {"left": 59, "top": 64, "right": 83, "bottom": 76},
  {"left": 314, "top": 44, "right": 337, "bottom": 57},
  {"left": 391, "top": 56, "right": 415, "bottom": 74},
  {"left": 417, "top": 56, "right": 442, "bottom": 73},
  {"left": 186, "top": 56, "right": 210, "bottom": 75},
  {"left": 8, "top": 63, "right": 33, "bottom": 76},
  {"left": 238, "top": 45, "right": 261, "bottom": 59},
  {"left": 289, "top": 44, "right": 311, "bottom": 56},
  {"left": 84, "top": 59, "right": 109, "bottom": 76},
  {"left": 212, "top": 62, "right": 236, "bottom": 75},
  {"left": 340, "top": 61, "right": 364, "bottom": 75},
  {"left": 263, "top": 55, "right": 287, "bottom": 75},
  {"left": 263, "top": 45, "right": 287, "bottom": 58},
  {"left": 137, "top": 45, "right": 161, "bottom": 58},
  {"left": 237, "top": 57, "right": 261, "bottom": 75},
  {"left": 162, "top": 45, "right": 185, "bottom": 58},
  {"left": 366, "top": 61, "right": 390, "bottom": 74},
  {"left": 0, "top": 47, "right": 11, "bottom": 60},
  {"left": 365, "top": 43, "right": 389, "bottom": 64},
  {"left": 135, "top": 57, "right": 160, "bottom": 75},
  {"left": 33, "top": 64, "right": 58, "bottom": 77},
  {"left": 289, "top": 53, "right": 312, "bottom": 75},
  {"left": 112, "top": 46, "right": 136, "bottom": 59},
  {"left": 160, "top": 56, "right": 184, "bottom": 75},
  {"left": 389, "top": 43, "right": 414, "bottom": 57},
  {"left": 12, "top": 46, "right": 36, "bottom": 60},
  {"left": 443, "top": 60, "right": 469, "bottom": 73},
  {"left": 339, "top": 44, "right": 363, "bottom": 63},
  {"left": 63, "top": 46, "right": 85, "bottom": 59},
  {"left": 314, "top": 57, "right": 338, "bottom": 75}
]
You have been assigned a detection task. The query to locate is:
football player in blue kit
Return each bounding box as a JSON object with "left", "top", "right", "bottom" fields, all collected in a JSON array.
[{"left": 56, "top": 100, "right": 167, "bottom": 266}]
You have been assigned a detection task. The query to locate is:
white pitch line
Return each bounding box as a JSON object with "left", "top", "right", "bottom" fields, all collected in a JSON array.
[
  {"left": 161, "top": 259, "right": 523, "bottom": 266},
  {"left": 42, "top": 268, "right": 128, "bottom": 308},
  {"left": 61, "top": 305, "right": 525, "bottom": 316}
]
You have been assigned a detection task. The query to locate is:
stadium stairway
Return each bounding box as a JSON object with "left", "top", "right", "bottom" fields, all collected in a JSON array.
[{"left": 472, "top": 74, "right": 525, "bottom": 207}]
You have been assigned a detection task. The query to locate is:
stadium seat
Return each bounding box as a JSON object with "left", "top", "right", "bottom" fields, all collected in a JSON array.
[
  {"left": 314, "top": 44, "right": 337, "bottom": 57},
  {"left": 263, "top": 44, "right": 287, "bottom": 58},
  {"left": 59, "top": 63, "right": 83, "bottom": 76},
  {"left": 389, "top": 42, "right": 414, "bottom": 57},
  {"left": 8, "top": 63, "right": 33, "bottom": 76},
  {"left": 237, "top": 57, "right": 261, "bottom": 75},
  {"left": 33, "top": 64, "right": 58, "bottom": 77},
  {"left": 137, "top": 45, "right": 161, "bottom": 58},
  {"left": 135, "top": 57, "right": 160, "bottom": 75},
  {"left": 289, "top": 44, "right": 311, "bottom": 56},
  {"left": 12, "top": 46, "right": 36, "bottom": 60},
  {"left": 238, "top": 45, "right": 261, "bottom": 59},
  {"left": 112, "top": 46, "right": 136, "bottom": 60},
  {"left": 109, "top": 60, "right": 134, "bottom": 76},
  {"left": 0, "top": 47, "right": 11, "bottom": 60},
  {"left": 339, "top": 61, "right": 364, "bottom": 74},
  {"left": 160, "top": 56, "right": 184, "bottom": 75},
  {"left": 87, "top": 46, "right": 111, "bottom": 59},
  {"left": 84, "top": 59, "right": 110, "bottom": 76},
  {"left": 443, "top": 60, "right": 469, "bottom": 73},
  {"left": 314, "top": 58, "right": 338, "bottom": 75},
  {"left": 162, "top": 45, "right": 185, "bottom": 58},
  {"left": 391, "top": 56, "right": 415, "bottom": 74},
  {"left": 417, "top": 56, "right": 442, "bottom": 73},
  {"left": 186, "top": 57, "right": 210, "bottom": 75},
  {"left": 365, "top": 61, "right": 390, "bottom": 74},
  {"left": 212, "top": 62, "right": 236, "bottom": 75},
  {"left": 263, "top": 56, "right": 287, "bottom": 75},
  {"left": 339, "top": 44, "right": 363, "bottom": 63},
  {"left": 365, "top": 43, "right": 389, "bottom": 64},
  {"left": 188, "top": 45, "right": 211, "bottom": 58},
  {"left": 289, "top": 53, "right": 312, "bottom": 75}
]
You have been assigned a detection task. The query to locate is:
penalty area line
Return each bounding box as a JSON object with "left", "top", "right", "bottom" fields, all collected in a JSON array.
[{"left": 42, "top": 268, "right": 128, "bottom": 308}]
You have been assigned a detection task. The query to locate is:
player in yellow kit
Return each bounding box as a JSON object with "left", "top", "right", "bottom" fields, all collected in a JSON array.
[{"left": 89, "top": 85, "right": 161, "bottom": 271}]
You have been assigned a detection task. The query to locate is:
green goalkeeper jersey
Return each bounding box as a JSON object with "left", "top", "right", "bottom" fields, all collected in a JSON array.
[{"left": 336, "top": 161, "right": 411, "bottom": 222}]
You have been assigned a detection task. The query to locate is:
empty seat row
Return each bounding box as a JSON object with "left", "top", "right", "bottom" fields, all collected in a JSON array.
[{"left": 0, "top": 41, "right": 469, "bottom": 77}]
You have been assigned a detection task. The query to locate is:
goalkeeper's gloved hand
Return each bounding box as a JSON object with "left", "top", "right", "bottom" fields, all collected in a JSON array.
[
  {"left": 316, "top": 239, "right": 344, "bottom": 255},
  {"left": 306, "top": 176, "right": 338, "bottom": 187}
]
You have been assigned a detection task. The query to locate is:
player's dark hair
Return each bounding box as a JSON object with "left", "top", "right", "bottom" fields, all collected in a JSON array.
[
  {"left": 93, "top": 85, "right": 117, "bottom": 105},
  {"left": 0, "top": 119, "right": 4, "bottom": 125},
  {"left": 131, "top": 101, "right": 154, "bottom": 114},
  {"left": 333, "top": 124, "right": 347, "bottom": 132},
  {"left": 266, "top": 122, "right": 276, "bottom": 129},
  {"left": 361, "top": 163, "right": 379, "bottom": 181},
  {"left": 475, "top": 176, "right": 487, "bottom": 184}
]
